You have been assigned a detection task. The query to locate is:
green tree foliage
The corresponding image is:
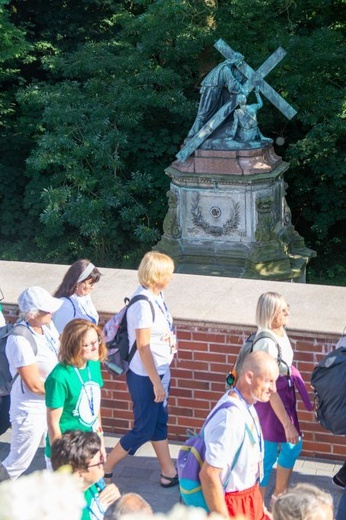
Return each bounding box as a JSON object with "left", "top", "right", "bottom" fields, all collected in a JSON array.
[
  {"left": 0, "top": 0, "right": 34, "bottom": 256},
  {"left": 0, "top": 0, "right": 345, "bottom": 280}
]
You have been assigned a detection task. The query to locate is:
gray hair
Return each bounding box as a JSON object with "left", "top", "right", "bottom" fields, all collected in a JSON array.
[
  {"left": 20, "top": 309, "right": 40, "bottom": 321},
  {"left": 272, "top": 483, "right": 333, "bottom": 520},
  {"left": 104, "top": 493, "right": 153, "bottom": 520}
]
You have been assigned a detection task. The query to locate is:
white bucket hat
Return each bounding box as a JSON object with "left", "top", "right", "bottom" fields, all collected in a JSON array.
[{"left": 18, "top": 286, "right": 62, "bottom": 314}]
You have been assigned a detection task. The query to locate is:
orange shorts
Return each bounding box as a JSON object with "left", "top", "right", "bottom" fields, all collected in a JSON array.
[{"left": 225, "top": 482, "right": 270, "bottom": 520}]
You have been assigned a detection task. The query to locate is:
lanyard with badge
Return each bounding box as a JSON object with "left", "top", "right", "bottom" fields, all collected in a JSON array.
[
  {"left": 74, "top": 365, "right": 97, "bottom": 424},
  {"left": 232, "top": 387, "right": 264, "bottom": 481},
  {"left": 26, "top": 322, "right": 59, "bottom": 356},
  {"left": 155, "top": 293, "right": 177, "bottom": 353}
]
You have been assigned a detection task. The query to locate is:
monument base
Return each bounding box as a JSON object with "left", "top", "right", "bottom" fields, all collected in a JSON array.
[{"left": 155, "top": 146, "right": 315, "bottom": 282}]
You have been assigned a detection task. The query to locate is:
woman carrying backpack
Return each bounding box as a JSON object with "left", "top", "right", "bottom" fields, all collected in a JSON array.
[
  {"left": 0, "top": 287, "right": 61, "bottom": 481},
  {"left": 252, "top": 292, "right": 313, "bottom": 509},
  {"left": 53, "top": 259, "right": 101, "bottom": 335},
  {"left": 103, "top": 251, "right": 178, "bottom": 488}
]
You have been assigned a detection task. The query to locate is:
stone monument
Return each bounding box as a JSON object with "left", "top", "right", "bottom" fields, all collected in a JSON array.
[{"left": 155, "top": 39, "right": 315, "bottom": 281}]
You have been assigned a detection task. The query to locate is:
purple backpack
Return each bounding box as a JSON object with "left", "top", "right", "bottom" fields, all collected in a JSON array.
[{"left": 177, "top": 400, "right": 244, "bottom": 510}]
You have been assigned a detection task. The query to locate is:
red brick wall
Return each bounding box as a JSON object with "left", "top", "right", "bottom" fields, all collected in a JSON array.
[
  {"left": 3, "top": 305, "right": 345, "bottom": 460},
  {"left": 100, "top": 315, "right": 346, "bottom": 461}
]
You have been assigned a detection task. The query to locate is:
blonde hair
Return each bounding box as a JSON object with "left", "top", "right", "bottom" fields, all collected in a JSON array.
[
  {"left": 256, "top": 291, "right": 287, "bottom": 330},
  {"left": 138, "top": 251, "right": 174, "bottom": 288},
  {"left": 59, "top": 319, "right": 107, "bottom": 367},
  {"left": 272, "top": 483, "right": 333, "bottom": 520}
]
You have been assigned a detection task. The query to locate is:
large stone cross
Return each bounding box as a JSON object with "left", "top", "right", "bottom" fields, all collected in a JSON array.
[{"left": 176, "top": 39, "right": 297, "bottom": 162}]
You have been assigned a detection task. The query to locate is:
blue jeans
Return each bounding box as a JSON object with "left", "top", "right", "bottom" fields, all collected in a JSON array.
[{"left": 336, "top": 488, "right": 346, "bottom": 520}]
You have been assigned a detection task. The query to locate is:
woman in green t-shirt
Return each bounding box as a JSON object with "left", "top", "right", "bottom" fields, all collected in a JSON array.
[{"left": 45, "top": 319, "right": 107, "bottom": 460}]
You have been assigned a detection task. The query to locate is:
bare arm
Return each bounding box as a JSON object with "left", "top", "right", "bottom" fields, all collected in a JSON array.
[
  {"left": 98, "top": 484, "right": 121, "bottom": 507},
  {"left": 136, "top": 328, "right": 165, "bottom": 403},
  {"left": 98, "top": 412, "right": 107, "bottom": 460},
  {"left": 270, "top": 392, "right": 299, "bottom": 444},
  {"left": 17, "top": 364, "right": 45, "bottom": 395},
  {"left": 200, "top": 462, "right": 229, "bottom": 518},
  {"left": 47, "top": 407, "right": 63, "bottom": 446}
]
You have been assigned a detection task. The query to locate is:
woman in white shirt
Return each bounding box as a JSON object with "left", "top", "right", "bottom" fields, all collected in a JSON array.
[
  {"left": 53, "top": 259, "right": 101, "bottom": 334},
  {"left": 0, "top": 286, "right": 61, "bottom": 481},
  {"left": 103, "top": 251, "right": 178, "bottom": 488}
]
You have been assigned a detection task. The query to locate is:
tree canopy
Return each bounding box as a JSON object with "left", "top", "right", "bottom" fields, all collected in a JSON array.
[{"left": 0, "top": 0, "right": 345, "bottom": 282}]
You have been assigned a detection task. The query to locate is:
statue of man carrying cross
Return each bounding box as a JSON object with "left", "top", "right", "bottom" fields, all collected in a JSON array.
[
  {"left": 177, "top": 39, "right": 297, "bottom": 163},
  {"left": 186, "top": 51, "right": 247, "bottom": 139}
]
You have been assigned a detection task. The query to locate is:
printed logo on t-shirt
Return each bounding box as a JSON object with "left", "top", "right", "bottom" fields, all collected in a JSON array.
[{"left": 72, "top": 381, "right": 101, "bottom": 426}]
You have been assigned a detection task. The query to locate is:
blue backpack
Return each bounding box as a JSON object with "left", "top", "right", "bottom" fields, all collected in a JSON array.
[{"left": 177, "top": 400, "right": 247, "bottom": 510}]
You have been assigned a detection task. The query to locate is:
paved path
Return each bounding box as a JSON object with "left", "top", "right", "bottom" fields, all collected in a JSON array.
[{"left": 0, "top": 430, "right": 344, "bottom": 514}]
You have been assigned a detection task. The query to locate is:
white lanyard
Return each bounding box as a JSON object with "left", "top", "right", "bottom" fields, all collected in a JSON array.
[
  {"left": 155, "top": 293, "right": 173, "bottom": 332},
  {"left": 74, "top": 365, "right": 95, "bottom": 416}
]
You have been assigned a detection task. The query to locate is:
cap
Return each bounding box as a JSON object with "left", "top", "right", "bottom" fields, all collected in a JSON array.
[{"left": 18, "top": 286, "right": 62, "bottom": 314}]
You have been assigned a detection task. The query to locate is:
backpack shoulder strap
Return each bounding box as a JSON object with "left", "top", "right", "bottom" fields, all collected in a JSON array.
[
  {"left": 66, "top": 297, "right": 76, "bottom": 318},
  {"left": 127, "top": 294, "right": 155, "bottom": 322},
  {"left": 0, "top": 323, "right": 13, "bottom": 340},
  {"left": 223, "top": 422, "right": 256, "bottom": 488},
  {"left": 252, "top": 330, "right": 282, "bottom": 360},
  {"left": 6, "top": 324, "right": 37, "bottom": 388},
  {"left": 202, "top": 400, "right": 234, "bottom": 432},
  {"left": 203, "top": 399, "right": 249, "bottom": 489},
  {"left": 9, "top": 323, "right": 37, "bottom": 356},
  {"left": 125, "top": 295, "right": 155, "bottom": 363},
  {"left": 253, "top": 330, "right": 292, "bottom": 375}
]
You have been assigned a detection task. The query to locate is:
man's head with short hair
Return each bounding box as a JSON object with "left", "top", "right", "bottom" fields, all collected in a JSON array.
[
  {"left": 51, "top": 430, "right": 105, "bottom": 491},
  {"left": 272, "top": 483, "right": 333, "bottom": 520},
  {"left": 236, "top": 350, "right": 279, "bottom": 405},
  {"left": 104, "top": 493, "right": 153, "bottom": 520},
  {"left": 51, "top": 430, "right": 101, "bottom": 472}
]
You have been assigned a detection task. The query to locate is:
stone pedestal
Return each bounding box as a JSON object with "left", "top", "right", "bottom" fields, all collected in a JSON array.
[{"left": 155, "top": 144, "right": 315, "bottom": 281}]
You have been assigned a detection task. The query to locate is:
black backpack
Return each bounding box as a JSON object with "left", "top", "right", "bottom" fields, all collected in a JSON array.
[
  {"left": 103, "top": 295, "right": 155, "bottom": 378},
  {"left": 311, "top": 340, "right": 346, "bottom": 435},
  {"left": 0, "top": 323, "right": 37, "bottom": 396}
]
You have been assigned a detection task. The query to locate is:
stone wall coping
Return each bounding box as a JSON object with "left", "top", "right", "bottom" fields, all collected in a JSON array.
[{"left": 0, "top": 260, "right": 344, "bottom": 336}]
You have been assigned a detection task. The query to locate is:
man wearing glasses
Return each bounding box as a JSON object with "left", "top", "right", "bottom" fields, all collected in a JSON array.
[{"left": 51, "top": 430, "right": 120, "bottom": 520}]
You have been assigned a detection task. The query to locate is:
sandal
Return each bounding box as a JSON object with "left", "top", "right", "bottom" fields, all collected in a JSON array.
[{"left": 160, "top": 473, "right": 179, "bottom": 488}]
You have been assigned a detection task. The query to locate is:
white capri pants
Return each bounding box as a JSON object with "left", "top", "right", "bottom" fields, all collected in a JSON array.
[{"left": 2, "top": 408, "right": 47, "bottom": 480}]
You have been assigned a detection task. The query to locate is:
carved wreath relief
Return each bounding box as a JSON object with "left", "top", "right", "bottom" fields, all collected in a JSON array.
[{"left": 190, "top": 193, "right": 240, "bottom": 237}]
